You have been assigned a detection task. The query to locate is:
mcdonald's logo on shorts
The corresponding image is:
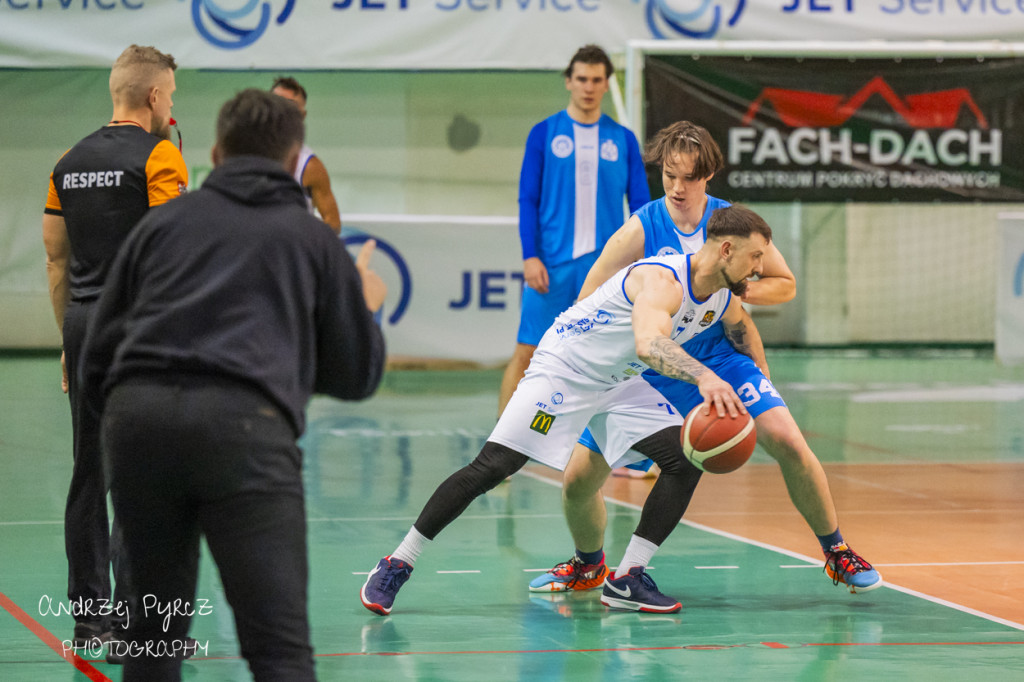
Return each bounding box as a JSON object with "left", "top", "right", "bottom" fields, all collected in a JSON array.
[{"left": 530, "top": 410, "right": 556, "bottom": 435}]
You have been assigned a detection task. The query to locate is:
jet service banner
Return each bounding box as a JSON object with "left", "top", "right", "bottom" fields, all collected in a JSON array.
[
  {"left": 645, "top": 55, "right": 1024, "bottom": 202},
  {"left": 2, "top": 1, "right": 1024, "bottom": 69}
]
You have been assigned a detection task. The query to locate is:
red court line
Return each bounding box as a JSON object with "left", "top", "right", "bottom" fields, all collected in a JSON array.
[
  {"left": 317, "top": 640, "right": 1024, "bottom": 657},
  {"left": 0, "top": 591, "right": 111, "bottom": 682}
]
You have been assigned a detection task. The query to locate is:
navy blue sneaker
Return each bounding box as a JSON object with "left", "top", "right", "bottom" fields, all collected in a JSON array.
[
  {"left": 600, "top": 567, "right": 681, "bottom": 613},
  {"left": 360, "top": 556, "right": 413, "bottom": 615}
]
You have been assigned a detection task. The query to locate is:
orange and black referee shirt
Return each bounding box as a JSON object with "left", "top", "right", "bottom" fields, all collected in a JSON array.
[{"left": 45, "top": 125, "right": 188, "bottom": 303}]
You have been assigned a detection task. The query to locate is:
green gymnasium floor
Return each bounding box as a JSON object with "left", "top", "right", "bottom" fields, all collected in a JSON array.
[{"left": 2, "top": 350, "right": 1023, "bottom": 681}]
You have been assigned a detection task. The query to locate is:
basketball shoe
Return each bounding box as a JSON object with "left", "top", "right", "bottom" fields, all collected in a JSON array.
[
  {"left": 360, "top": 556, "right": 413, "bottom": 615},
  {"left": 600, "top": 567, "right": 682, "bottom": 613},
  {"left": 528, "top": 555, "right": 609, "bottom": 592},
  {"left": 824, "top": 543, "right": 882, "bottom": 593}
]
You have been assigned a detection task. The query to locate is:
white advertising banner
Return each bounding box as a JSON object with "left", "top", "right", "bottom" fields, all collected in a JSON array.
[
  {"left": 341, "top": 215, "right": 523, "bottom": 364},
  {"left": 996, "top": 213, "right": 1024, "bottom": 366},
  {"left": 2, "top": 0, "right": 1024, "bottom": 70}
]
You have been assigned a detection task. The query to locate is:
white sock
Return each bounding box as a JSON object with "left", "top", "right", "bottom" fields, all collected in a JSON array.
[
  {"left": 390, "top": 526, "right": 429, "bottom": 567},
  {"left": 613, "top": 535, "right": 659, "bottom": 578}
]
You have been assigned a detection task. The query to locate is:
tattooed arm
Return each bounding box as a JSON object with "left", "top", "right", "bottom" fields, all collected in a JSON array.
[
  {"left": 628, "top": 264, "right": 747, "bottom": 418},
  {"left": 721, "top": 300, "right": 770, "bottom": 379}
]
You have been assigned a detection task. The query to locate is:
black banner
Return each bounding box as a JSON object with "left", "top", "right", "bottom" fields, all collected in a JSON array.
[{"left": 645, "top": 55, "right": 1024, "bottom": 202}]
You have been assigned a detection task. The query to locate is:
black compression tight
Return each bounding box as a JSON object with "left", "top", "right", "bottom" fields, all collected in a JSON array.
[
  {"left": 630, "top": 426, "right": 704, "bottom": 546},
  {"left": 413, "top": 441, "right": 529, "bottom": 540}
]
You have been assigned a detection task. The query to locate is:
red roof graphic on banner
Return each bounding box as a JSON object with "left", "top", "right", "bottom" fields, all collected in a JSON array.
[{"left": 741, "top": 76, "right": 988, "bottom": 130}]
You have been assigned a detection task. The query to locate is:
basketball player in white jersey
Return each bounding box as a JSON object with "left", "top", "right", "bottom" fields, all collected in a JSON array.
[
  {"left": 361, "top": 205, "right": 772, "bottom": 615},
  {"left": 271, "top": 77, "right": 342, "bottom": 234}
]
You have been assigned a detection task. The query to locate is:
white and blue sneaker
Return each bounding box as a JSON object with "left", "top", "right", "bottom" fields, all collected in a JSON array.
[
  {"left": 600, "top": 567, "right": 681, "bottom": 613},
  {"left": 824, "top": 543, "right": 882, "bottom": 593},
  {"left": 360, "top": 556, "right": 413, "bottom": 615}
]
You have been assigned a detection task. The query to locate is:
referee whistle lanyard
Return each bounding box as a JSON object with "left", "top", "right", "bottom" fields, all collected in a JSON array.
[
  {"left": 109, "top": 118, "right": 182, "bottom": 153},
  {"left": 169, "top": 117, "right": 182, "bottom": 153}
]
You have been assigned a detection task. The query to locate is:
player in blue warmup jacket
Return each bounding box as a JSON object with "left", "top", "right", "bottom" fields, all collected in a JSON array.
[
  {"left": 528, "top": 121, "right": 883, "bottom": 599},
  {"left": 498, "top": 44, "right": 650, "bottom": 415}
]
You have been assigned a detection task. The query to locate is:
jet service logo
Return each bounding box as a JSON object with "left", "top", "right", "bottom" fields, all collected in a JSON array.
[
  {"left": 644, "top": 0, "right": 746, "bottom": 39},
  {"left": 187, "top": 0, "right": 296, "bottom": 50}
]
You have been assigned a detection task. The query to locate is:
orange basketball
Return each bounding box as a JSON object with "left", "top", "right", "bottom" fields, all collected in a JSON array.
[{"left": 681, "top": 404, "right": 756, "bottom": 474}]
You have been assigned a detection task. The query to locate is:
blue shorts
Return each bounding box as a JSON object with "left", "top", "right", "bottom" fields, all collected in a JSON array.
[
  {"left": 517, "top": 253, "right": 599, "bottom": 346},
  {"left": 579, "top": 325, "right": 786, "bottom": 467}
]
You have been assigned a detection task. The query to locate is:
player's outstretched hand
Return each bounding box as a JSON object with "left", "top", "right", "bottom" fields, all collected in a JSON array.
[
  {"left": 695, "top": 372, "right": 747, "bottom": 419},
  {"left": 355, "top": 239, "right": 387, "bottom": 314}
]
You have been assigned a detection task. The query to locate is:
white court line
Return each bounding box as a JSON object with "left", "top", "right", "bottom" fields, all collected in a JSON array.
[
  {"left": 695, "top": 566, "right": 739, "bottom": 570},
  {"left": 516, "top": 467, "right": 1024, "bottom": 632}
]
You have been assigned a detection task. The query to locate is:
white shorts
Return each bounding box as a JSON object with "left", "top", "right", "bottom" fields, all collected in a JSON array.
[{"left": 488, "top": 355, "right": 684, "bottom": 471}]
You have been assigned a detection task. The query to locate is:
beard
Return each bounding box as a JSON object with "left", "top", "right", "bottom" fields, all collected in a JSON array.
[
  {"left": 723, "top": 270, "right": 749, "bottom": 297},
  {"left": 151, "top": 116, "right": 172, "bottom": 141}
]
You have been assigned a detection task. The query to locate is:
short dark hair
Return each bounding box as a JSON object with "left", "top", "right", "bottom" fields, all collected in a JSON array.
[
  {"left": 644, "top": 121, "right": 724, "bottom": 180},
  {"left": 216, "top": 89, "right": 305, "bottom": 163},
  {"left": 563, "top": 44, "right": 613, "bottom": 80},
  {"left": 271, "top": 76, "right": 307, "bottom": 103},
  {"left": 706, "top": 205, "right": 772, "bottom": 244}
]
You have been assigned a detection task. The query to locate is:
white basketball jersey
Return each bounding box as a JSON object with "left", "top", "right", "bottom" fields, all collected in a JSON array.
[
  {"left": 293, "top": 144, "right": 315, "bottom": 214},
  {"left": 534, "top": 253, "right": 732, "bottom": 386}
]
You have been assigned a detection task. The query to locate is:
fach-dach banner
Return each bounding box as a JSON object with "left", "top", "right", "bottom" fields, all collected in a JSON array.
[{"left": 645, "top": 55, "right": 1024, "bottom": 202}]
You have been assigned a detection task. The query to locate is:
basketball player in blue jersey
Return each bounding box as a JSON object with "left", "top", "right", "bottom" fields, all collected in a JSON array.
[
  {"left": 498, "top": 45, "right": 651, "bottom": 415},
  {"left": 528, "top": 121, "right": 882, "bottom": 598},
  {"left": 362, "top": 206, "right": 773, "bottom": 615},
  {"left": 272, "top": 77, "right": 342, "bottom": 234}
]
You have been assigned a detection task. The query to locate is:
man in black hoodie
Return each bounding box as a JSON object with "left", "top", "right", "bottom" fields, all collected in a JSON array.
[{"left": 81, "top": 89, "right": 387, "bottom": 681}]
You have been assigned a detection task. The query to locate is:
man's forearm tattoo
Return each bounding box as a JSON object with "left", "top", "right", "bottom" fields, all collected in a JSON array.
[{"left": 645, "top": 336, "right": 707, "bottom": 384}]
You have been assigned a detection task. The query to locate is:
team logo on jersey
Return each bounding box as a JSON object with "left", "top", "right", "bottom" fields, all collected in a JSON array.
[
  {"left": 682, "top": 310, "right": 695, "bottom": 324},
  {"left": 600, "top": 139, "right": 619, "bottom": 162},
  {"left": 699, "top": 310, "right": 716, "bottom": 327},
  {"left": 551, "top": 392, "right": 564, "bottom": 405},
  {"left": 657, "top": 246, "right": 680, "bottom": 256},
  {"left": 188, "top": 0, "right": 296, "bottom": 50},
  {"left": 530, "top": 410, "right": 556, "bottom": 435},
  {"left": 551, "top": 135, "right": 574, "bottom": 158}
]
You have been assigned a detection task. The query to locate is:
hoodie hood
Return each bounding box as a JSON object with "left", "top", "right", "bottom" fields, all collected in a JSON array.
[{"left": 201, "top": 155, "right": 308, "bottom": 209}]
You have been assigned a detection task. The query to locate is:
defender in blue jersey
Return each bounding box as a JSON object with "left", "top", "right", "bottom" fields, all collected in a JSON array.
[
  {"left": 528, "top": 121, "right": 882, "bottom": 600},
  {"left": 498, "top": 45, "right": 650, "bottom": 415}
]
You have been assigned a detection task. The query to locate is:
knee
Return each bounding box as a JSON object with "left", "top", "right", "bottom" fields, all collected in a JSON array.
[
  {"left": 470, "top": 442, "right": 528, "bottom": 488},
  {"left": 759, "top": 427, "right": 807, "bottom": 462},
  {"left": 563, "top": 459, "right": 609, "bottom": 501}
]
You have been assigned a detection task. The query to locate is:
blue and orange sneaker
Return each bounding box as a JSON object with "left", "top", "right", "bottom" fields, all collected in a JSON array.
[
  {"left": 824, "top": 543, "right": 882, "bottom": 593},
  {"left": 360, "top": 556, "right": 413, "bottom": 615},
  {"left": 600, "top": 567, "right": 681, "bottom": 613},
  {"left": 528, "top": 555, "right": 609, "bottom": 593}
]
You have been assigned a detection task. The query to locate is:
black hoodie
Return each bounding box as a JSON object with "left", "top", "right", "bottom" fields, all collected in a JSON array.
[{"left": 81, "top": 155, "right": 385, "bottom": 436}]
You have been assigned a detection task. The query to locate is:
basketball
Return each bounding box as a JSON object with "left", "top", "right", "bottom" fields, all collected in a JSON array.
[{"left": 681, "top": 404, "right": 756, "bottom": 474}]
